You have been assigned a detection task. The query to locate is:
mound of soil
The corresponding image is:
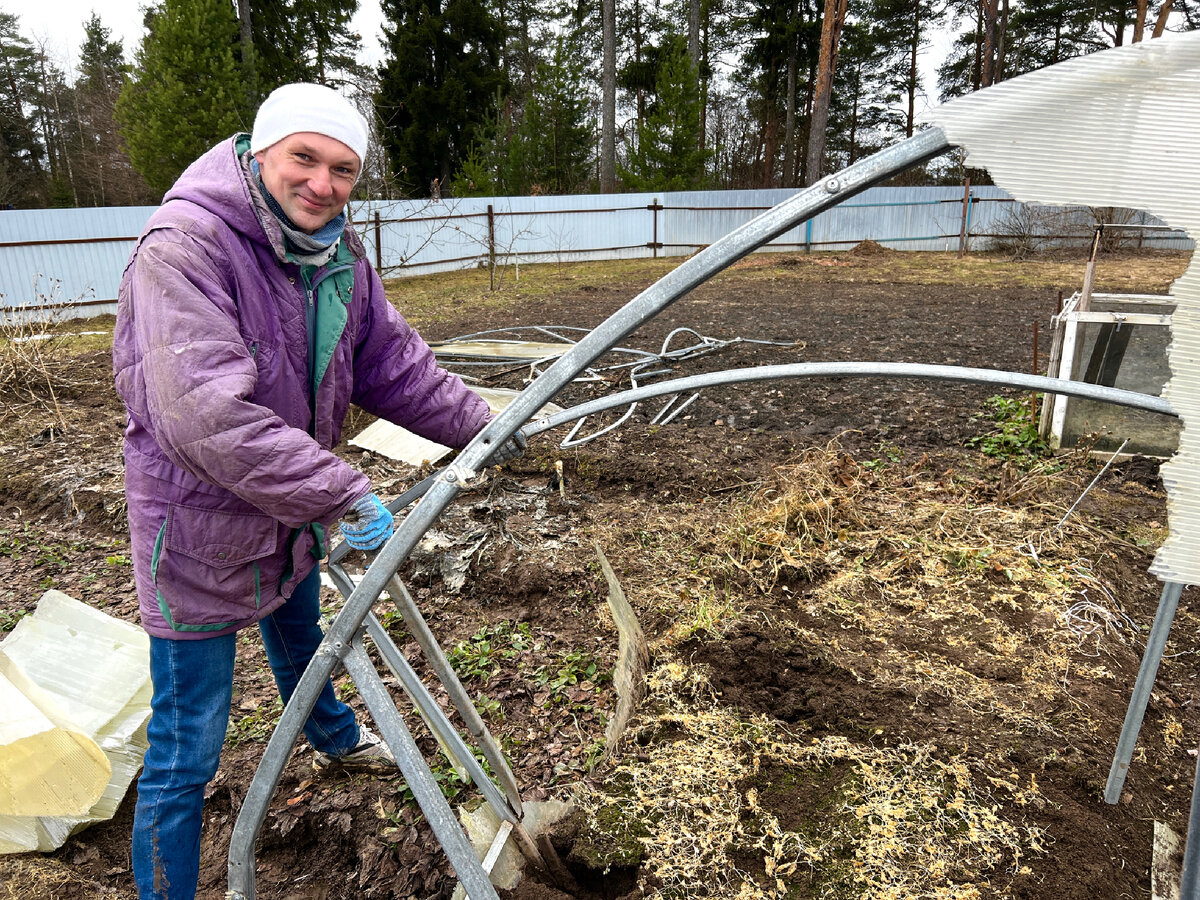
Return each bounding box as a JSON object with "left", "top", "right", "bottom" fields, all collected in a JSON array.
[{"left": 849, "top": 239, "right": 895, "bottom": 255}]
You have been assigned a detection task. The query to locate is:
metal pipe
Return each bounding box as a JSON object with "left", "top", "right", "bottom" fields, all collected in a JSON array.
[
  {"left": 227, "top": 128, "right": 953, "bottom": 896},
  {"left": 1055, "top": 438, "right": 1131, "bottom": 531},
  {"left": 382, "top": 574, "right": 526, "bottom": 814},
  {"left": 1179, "top": 741, "right": 1200, "bottom": 898},
  {"left": 1105, "top": 581, "right": 1185, "bottom": 804},
  {"left": 323, "top": 361, "right": 1176, "bottom": 551},
  {"left": 524, "top": 362, "right": 1175, "bottom": 441}
]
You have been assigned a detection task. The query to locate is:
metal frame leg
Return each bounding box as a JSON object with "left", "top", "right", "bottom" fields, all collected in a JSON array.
[
  {"left": 1180, "top": 741, "right": 1200, "bottom": 899},
  {"left": 1105, "top": 581, "right": 1184, "bottom": 804},
  {"left": 342, "top": 641, "right": 500, "bottom": 900},
  {"left": 324, "top": 565, "right": 518, "bottom": 821}
]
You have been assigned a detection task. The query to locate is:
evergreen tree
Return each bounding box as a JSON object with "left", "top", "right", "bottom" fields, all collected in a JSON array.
[
  {"left": 73, "top": 14, "right": 150, "bottom": 205},
  {"left": 519, "top": 33, "right": 594, "bottom": 193},
  {"left": 869, "top": 0, "right": 943, "bottom": 138},
  {"left": 117, "top": 0, "right": 251, "bottom": 196},
  {"left": 620, "top": 35, "right": 710, "bottom": 190},
  {"left": 295, "top": 0, "right": 362, "bottom": 86},
  {"left": 826, "top": 18, "right": 902, "bottom": 167},
  {"left": 31, "top": 47, "right": 76, "bottom": 206},
  {"left": 377, "top": 0, "right": 508, "bottom": 196},
  {"left": 453, "top": 31, "right": 594, "bottom": 196},
  {"left": 250, "top": 0, "right": 312, "bottom": 89},
  {"left": 735, "top": 0, "right": 820, "bottom": 187},
  {"left": 0, "top": 11, "right": 47, "bottom": 207},
  {"left": 251, "top": 0, "right": 363, "bottom": 92}
]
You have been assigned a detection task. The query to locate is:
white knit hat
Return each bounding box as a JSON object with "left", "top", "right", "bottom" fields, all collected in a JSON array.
[{"left": 250, "top": 83, "right": 369, "bottom": 166}]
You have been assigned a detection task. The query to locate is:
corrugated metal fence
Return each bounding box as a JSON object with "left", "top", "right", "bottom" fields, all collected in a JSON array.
[{"left": 1, "top": 185, "right": 1192, "bottom": 321}]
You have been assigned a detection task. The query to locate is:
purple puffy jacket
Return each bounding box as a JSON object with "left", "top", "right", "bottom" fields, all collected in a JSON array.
[{"left": 113, "top": 136, "right": 490, "bottom": 639}]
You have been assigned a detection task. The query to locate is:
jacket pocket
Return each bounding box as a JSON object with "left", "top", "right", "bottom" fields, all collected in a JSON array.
[{"left": 152, "top": 503, "right": 279, "bottom": 632}]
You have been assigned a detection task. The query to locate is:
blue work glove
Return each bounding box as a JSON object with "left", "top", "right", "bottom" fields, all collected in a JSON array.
[
  {"left": 338, "top": 493, "right": 394, "bottom": 551},
  {"left": 487, "top": 428, "right": 527, "bottom": 466}
]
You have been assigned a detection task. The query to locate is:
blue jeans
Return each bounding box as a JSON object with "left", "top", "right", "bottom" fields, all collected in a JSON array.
[{"left": 132, "top": 566, "right": 359, "bottom": 900}]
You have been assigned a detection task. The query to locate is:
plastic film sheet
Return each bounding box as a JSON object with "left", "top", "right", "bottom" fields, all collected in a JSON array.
[
  {"left": 0, "top": 590, "right": 151, "bottom": 853},
  {"left": 929, "top": 33, "right": 1200, "bottom": 586}
]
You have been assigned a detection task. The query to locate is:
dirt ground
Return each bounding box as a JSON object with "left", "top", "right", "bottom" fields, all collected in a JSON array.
[{"left": 1, "top": 247, "right": 1197, "bottom": 900}]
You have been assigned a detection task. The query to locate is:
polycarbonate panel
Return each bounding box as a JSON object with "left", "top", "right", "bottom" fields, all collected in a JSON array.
[{"left": 930, "top": 33, "right": 1200, "bottom": 585}]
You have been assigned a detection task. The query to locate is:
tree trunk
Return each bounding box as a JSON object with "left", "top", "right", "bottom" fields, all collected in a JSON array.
[
  {"left": 906, "top": 0, "right": 919, "bottom": 135},
  {"left": 1152, "top": 0, "right": 1173, "bottom": 37},
  {"left": 783, "top": 38, "right": 797, "bottom": 188},
  {"left": 688, "top": 0, "right": 700, "bottom": 73},
  {"left": 238, "top": 0, "right": 256, "bottom": 104},
  {"left": 600, "top": 0, "right": 616, "bottom": 192},
  {"left": 849, "top": 70, "right": 859, "bottom": 164},
  {"left": 804, "top": 0, "right": 848, "bottom": 185},
  {"left": 973, "top": 0, "right": 983, "bottom": 90},
  {"left": 1133, "top": 0, "right": 1147, "bottom": 41},
  {"left": 981, "top": 0, "right": 998, "bottom": 87},
  {"left": 699, "top": 0, "right": 709, "bottom": 152},
  {"left": 995, "top": 0, "right": 1009, "bottom": 81},
  {"left": 798, "top": 56, "right": 816, "bottom": 185}
]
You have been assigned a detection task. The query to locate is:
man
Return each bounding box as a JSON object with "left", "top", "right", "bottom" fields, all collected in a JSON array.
[{"left": 113, "top": 83, "right": 522, "bottom": 900}]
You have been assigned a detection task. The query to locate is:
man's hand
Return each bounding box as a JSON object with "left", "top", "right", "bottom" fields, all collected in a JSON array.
[
  {"left": 488, "top": 429, "right": 527, "bottom": 466},
  {"left": 338, "top": 493, "right": 394, "bottom": 551}
]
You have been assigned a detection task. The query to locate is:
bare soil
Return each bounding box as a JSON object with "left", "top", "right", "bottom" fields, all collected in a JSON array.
[{"left": 1, "top": 249, "right": 1196, "bottom": 900}]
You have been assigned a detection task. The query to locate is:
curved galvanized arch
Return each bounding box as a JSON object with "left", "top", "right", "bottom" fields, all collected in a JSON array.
[{"left": 228, "top": 125, "right": 954, "bottom": 898}]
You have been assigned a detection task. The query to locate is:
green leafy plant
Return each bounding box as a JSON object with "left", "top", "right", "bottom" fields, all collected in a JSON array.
[
  {"left": 225, "top": 697, "right": 284, "bottom": 747},
  {"left": 0, "top": 608, "right": 29, "bottom": 633},
  {"left": 448, "top": 621, "right": 533, "bottom": 681},
  {"left": 532, "top": 649, "right": 612, "bottom": 705},
  {"left": 862, "top": 441, "right": 904, "bottom": 472},
  {"left": 966, "top": 394, "right": 1050, "bottom": 465}
]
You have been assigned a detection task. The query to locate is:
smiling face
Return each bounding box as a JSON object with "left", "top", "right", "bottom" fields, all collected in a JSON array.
[{"left": 253, "top": 132, "right": 361, "bottom": 233}]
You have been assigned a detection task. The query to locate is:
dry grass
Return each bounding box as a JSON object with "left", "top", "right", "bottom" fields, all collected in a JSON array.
[
  {"left": 719, "top": 442, "right": 1139, "bottom": 736},
  {"left": 0, "top": 310, "right": 109, "bottom": 434},
  {"left": 578, "top": 659, "right": 1042, "bottom": 899},
  {"left": 573, "top": 441, "right": 1153, "bottom": 897},
  {"left": 728, "top": 249, "right": 1191, "bottom": 293},
  {"left": 0, "top": 855, "right": 135, "bottom": 899},
  {"left": 382, "top": 248, "right": 1191, "bottom": 333}
]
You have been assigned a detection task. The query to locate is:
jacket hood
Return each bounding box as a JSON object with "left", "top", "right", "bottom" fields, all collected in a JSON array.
[{"left": 162, "top": 135, "right": 275, "bottom": 250}]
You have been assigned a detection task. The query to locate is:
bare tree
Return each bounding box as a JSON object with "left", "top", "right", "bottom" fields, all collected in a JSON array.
[{"left": 804, "top": 0, "right": 848, "bottom": 185}]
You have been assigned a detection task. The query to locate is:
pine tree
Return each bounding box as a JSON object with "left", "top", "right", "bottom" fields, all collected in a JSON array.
[
  {"left": 620, "top": 35, "right": 710, "bottom": 191},
  {"left": 0, "top": 12, "right": 47, "bottom": 207},
  {"left": 518, "top": 34, "right": 594, "bottom": 193},
  {"left": 450, "top": 30, "right": 593, "bottom": 197},
  {"left": 736, "top": 0, "right": 820, "bottom": 187},
  {"left": 377, "top": 0, "right": 508, "bottom": 196},
  {"left": 31, "top": 47, "right": 76, "bottom": 207},
  {"left": 869, "top": 0, "right": 943, "bottom": 137},
  {"left": 294, "top": 0, "right": 362, "bottom": 86},
  {"left": 71, "top": 15, "right": 150, "bottom": 206},
  {"left": 826, "top": 18, "right": 902, "bottom": 167},
  {"left": 116, "top": 0, "right": 251, "bottom": 197}
]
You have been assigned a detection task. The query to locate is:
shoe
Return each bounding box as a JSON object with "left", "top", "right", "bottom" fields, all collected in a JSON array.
[{"left": 313, "top": 724, "right": 399, "bottom": 775}]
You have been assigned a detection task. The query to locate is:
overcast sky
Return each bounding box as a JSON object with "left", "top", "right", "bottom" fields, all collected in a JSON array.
[{"left": 9, "top": 0, "right": 388, "bottom": 68}]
